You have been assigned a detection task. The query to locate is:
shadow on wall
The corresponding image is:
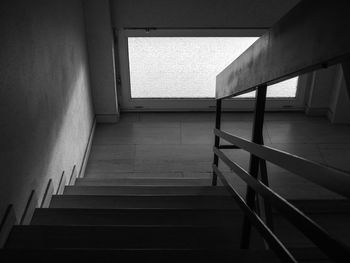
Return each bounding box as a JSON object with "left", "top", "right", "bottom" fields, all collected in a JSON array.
[{"left": 0, "top": 0, "right": 94, "bottom": 221}]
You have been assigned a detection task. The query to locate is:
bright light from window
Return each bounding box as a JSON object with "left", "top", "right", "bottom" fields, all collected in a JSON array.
[{"left": 128, "top": 37, "right": 298, "bottom": 99}]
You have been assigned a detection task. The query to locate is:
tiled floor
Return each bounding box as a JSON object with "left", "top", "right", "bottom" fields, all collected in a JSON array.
[{"left": 85, "top": 112, "right": 350, "bottom": 200}]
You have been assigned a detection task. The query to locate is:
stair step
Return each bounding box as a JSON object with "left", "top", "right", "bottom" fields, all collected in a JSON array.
[
  {"left": 0, "top": 248, "right": 279, "bottom": 263},
  {"left": 31, "top": 207, "right": 348, "bottom": 248},
  {"left": 31, "top": 208, "right": 240, "bottom": 226},
  {"left": 50, "top": 195, "right": 238, "bottom": 209},
  {"left": 63, "top": 186, "right": 230, "bottom": 196},
  {"left": 75, "top": 177, "right": 221, "bottom": 186},
  {"left": 6, "top": 225, "right": 241, "bottom": 249}
]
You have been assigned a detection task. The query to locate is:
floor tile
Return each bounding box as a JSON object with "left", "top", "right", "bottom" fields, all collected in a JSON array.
[
  {"left": 134, "top": 144, "right": 212, "bottom": 172},
  {"left": 318, "top": 144, "right": 350, "bottom": 172},
  {"left": 267, "top": 122, "right": 350, "bottom": 144},
  {"left": 87, "top": 112, "right": 350, "bottom": 200},
  {"left": 94, "top": 123, "right": 181, "bottom": 145},
  {"left": 139, "top": 112, "right": 215, "bottom": 122},
  {"left": 85, "top": 144, "right": 135, "bottom": 175}
]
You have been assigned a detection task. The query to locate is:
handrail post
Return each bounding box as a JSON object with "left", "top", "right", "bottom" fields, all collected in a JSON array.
[
  {"left": 259, "top": 157, "right": 274, "bottom": 232},
  {"left": 241, "top": 84, "right": 267, "bottom": 248},
  {"left": 212, "top": 99, "right": 222, "bottom": 186},
  {"left": 341, "top": 61, "right": 350, "bottom": 100}
]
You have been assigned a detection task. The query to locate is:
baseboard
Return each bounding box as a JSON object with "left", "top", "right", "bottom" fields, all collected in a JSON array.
[
  {"left": 305, "top": 106, "right": 328, "bottom": 116},
  {"left": 0, "top": 205, "right": 17, "bottom": 248},
  {"left": 68, "top": 165, "right": 77, "bottom": 185},
  {"left": 78, "top": 118, "right": 96, "bottom": 179},
  {"left": 56, "top": 171, "right": 66, "bottom": 195},
  {"left": 96, "top": 114, "right": 120, "bottom": 123},
  {"left": 0, "top": 117, "right": 97, "bottom": 245},
  {"left": 40, "top": 179, "right": 54, "bottom": 208},
  {"left": 20, "top": 190, "right": 38, "bottom": 225}
]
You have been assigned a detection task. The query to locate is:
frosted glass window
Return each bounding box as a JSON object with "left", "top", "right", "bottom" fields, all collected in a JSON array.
[{"left": 128, "top": 37, "right": 298, "bottom": 98}]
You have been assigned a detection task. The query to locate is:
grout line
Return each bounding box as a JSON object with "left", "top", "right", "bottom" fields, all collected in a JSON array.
[
  {"left": 132, "top": 144, "right": 136, "bottom": 172},
  {"left": 179, "top": 121, "right": 183, "bottom": 145}
]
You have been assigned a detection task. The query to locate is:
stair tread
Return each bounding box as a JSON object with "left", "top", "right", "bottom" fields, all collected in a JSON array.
[
  {"left": 63, "top": 186, "right": 230, "bottom": 196},
  {"left": 31, "top": 208, "right": 241, "bottom": 226},
  {"left": 49, "top": 195, "right": 238, "bottom": 209},
  {"left": 75, "top": 177, "right": 222, "bottom": 186},
  {"left": 6, "top": 225, "right": 242, "bottom": 249},
  {"left": 0, "top": 248, "right": 279, "bottom": 263}
]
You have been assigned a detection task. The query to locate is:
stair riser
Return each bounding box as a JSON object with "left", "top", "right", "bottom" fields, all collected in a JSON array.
[
  {"left": 0, "top": 249, "right": 279, "bottom": 263},
  {"left": 6, "top": 226, "right": 240, "bottom": 249},
  {"left": 74, "top": 178, "right": 222, "bottom": 187},
  {"left": 63, "top": 186, "right": 229, "bottom": 196},
  {"left": 31, "top": 209, "right": 241, "bottom": 226},
  {"left": 49, "top": 196, "right": 238, "bottom": 210}
]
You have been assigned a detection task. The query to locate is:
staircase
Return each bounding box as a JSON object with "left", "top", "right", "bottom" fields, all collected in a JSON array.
[{"left": 0, "top": 176, "right": 279, "bottom": 262}]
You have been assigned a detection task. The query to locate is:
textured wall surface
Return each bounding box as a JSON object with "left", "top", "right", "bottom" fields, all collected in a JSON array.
[{"left": 0, "top": 0, "right": 94, "bottom": 219}]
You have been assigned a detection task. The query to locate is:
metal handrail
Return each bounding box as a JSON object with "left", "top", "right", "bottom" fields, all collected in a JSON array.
[
  {"left": 212, "top": 1, "right": 350, "bottom": 260},
  {"left": 215, "top": 1, "right": 350, "bottom": 99},
  {"left": 213, "top": 165, "right": 297, "bottom": 263},
  {"left": 213, "top": 147, "right": 350, "bottom": 262},
  {"left": 214, "top": 128, "right": 350, "bottom": 199}
]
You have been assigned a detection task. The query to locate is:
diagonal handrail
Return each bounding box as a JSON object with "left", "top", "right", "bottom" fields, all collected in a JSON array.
[
  {"left": 212, "top": 1, "right": 350, "bottom": 260},
  {"left": 213, "top": 165, "right": 297, "bottom": 263},
  {"left": 214, "top": 128, "right": 350, "bottom": 199},
  {"left": 216, "top": 0, "right": 350, "bottom": 99},
  {"left": 213, "top": 148, "right": 350, "bottom": 262}
]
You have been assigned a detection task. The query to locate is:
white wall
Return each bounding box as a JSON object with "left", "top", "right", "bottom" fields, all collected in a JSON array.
[
  {"left": 84, "top": 0, "right": 119, "bottom": 122},
  {"left": 328, "top": 66, "right": 350, "bottom": 123},
  {"left": 305, "top": 66, "right": 337, "bottom": 116},
  {"left": 305, "top": 65, "right": 350, "bottom": 123},
  {"left": 0, "top": 0, "right": 94, "bottom": 220}
]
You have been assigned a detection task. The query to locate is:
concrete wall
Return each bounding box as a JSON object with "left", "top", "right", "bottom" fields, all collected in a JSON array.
[
  {"left": 0, "top": 0, "right": 94, "bottom": 220},
  {"left": 305, "top": 66, "right": 337, "bottom": 116},
  {"left": 84, "top": 0, "right": 119, "bottom": 123},
  {"left": 305, "top": 65, "right": 350, "bottom": 123},
  {"left": 111, "top": 0, "right": 300, "bottom": 28},
  {"left": 328, "top": 66, "right": 350, "bottom": 123}
]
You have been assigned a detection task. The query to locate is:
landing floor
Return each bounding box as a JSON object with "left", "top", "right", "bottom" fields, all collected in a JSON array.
[{"left": 85, "top": 112, "right": 350, "bottom": 199}]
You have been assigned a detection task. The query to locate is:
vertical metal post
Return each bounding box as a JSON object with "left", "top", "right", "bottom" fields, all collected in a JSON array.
[
  {"left": 212, "top": 99, "right": 222, "bottom": 186},
  {"left": 259, "top": 158, "right": 274, "bottom": 231},
  {"left": 241, "top": 84, "right": 267, "bottom": 248},
  {"left": 341, "top": 61, "right": 350, "bottom": 100}
]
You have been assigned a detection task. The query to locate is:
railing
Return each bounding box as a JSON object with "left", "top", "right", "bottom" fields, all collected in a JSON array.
[{"left": 212, "top": 1, "right": 350, "bottom": 262}]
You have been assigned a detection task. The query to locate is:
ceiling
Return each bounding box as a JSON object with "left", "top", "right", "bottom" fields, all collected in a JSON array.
[{"left": 110, "top": 0, "right": 301, "bottom": 29}]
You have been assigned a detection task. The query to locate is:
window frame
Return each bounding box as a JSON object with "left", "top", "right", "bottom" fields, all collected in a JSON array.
[{"left": 117, "top": 29, "right": 307, "bottom": 111}]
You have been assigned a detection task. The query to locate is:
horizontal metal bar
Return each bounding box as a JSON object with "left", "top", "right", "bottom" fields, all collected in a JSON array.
[
  {"left": 218, "top": 145, "right": 240, "bottom": 149},
  {"left": 214, "top": 128, "right": 350, "bottom": 199},
  {"left": 212, "top": 165, "right": 296, "bottom": 263},
  {"left": 216, "top": 1, "right": 350, "bottom": 98},
  {"left": 214, "top": 147, "right": 350, "bottom": 262}
]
